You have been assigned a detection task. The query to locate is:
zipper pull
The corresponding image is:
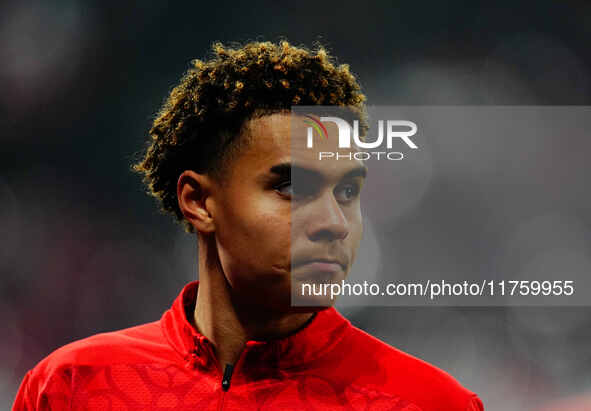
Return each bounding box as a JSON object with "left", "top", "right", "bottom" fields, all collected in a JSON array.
[{"left": 221, "top": 363, "right": 234, "bottom": 392}]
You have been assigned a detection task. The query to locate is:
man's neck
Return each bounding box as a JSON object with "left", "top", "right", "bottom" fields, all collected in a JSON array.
[{"left": 192, "top": 237, "right": 315, "bottom": 370}]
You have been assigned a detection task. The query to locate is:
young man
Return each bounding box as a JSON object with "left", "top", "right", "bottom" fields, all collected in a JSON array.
[{"left": 13, "top": 41, "right": 484, "bottom": 410}]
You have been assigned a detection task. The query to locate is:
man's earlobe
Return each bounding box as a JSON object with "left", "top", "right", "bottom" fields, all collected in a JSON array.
[{"left": 177, "top": 170, "right": 216, "bottom": 234}]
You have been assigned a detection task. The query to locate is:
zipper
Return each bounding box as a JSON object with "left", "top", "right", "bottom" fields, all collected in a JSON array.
[
  {"left": 217, "top": 343, "right": 253, "bottom": 411},
  {"left": 221, "top": 363, "right": 234, "bottom": 391},
  {"left": 218, "top": 363, "right": 234, "bottom": 411}
]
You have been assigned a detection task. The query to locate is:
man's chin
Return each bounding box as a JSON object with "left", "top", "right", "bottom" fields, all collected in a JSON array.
[
  {"left": 290, "top": 276, "right": 341, "bottom": 309},
  {"left": 288, "top": 305, "right": 335, "bottom": 314}
]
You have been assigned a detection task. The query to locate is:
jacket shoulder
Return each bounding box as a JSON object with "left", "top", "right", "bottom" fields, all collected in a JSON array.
[
  {"left": 31, "top": 320, "right": 166, "bottom": 377},
  {"left": 12, "top": 320, "right": 177, "bottom": 410},
  {"left": 342, "top": 325, "right": 483, "bottom": 411}
]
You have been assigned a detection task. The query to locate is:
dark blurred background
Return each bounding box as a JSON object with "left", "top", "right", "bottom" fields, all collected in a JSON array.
[{"left": 2, "top": 1, "right": 591, "bottom": 409}]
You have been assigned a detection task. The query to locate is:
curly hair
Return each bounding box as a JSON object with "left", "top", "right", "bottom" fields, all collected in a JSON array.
[{"left": 132, "top": 40, "right": 368, "bottom": 233}]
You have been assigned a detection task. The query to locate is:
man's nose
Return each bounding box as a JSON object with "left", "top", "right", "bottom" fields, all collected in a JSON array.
[{"left": 305, "top": 191, "right": 349, "bottom": 242}]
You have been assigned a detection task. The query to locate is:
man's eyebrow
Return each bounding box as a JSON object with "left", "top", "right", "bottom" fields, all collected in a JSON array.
[
  {"left": 269, "top": 163, "right": 368, "bottom": 180},
  {"left": 269, "top": 163, "right": 293, "bottom": 177},
  {"left": 343, "top": 165, "right": 368, "bottom": 180}
]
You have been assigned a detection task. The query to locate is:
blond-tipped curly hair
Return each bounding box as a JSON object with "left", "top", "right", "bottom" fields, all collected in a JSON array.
[{"left": 132, "top": 40, "right": 367, "bottom": 233}]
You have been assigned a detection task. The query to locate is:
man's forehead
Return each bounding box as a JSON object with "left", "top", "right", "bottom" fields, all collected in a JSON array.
[
  {"left": 245, "top": 112, "right": 357, "bottom": 153},
  {"left": 246, "top": 112, "right": 337, "bottom": 143},
  {"left": 245, "top": 112, "right": 366, "bottom": 179}
]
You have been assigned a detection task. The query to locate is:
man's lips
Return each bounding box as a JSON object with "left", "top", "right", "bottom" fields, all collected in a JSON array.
[
  {"left": 292, "top": 259, "right": 346, "bottom": 279},
  {"left": 297, "top": 261, "right": 343, "bottom": 273}
]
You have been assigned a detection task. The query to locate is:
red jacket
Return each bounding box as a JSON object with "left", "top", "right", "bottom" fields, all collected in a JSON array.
[{"left": 13, "top": 281, "right": 484, "bottom": 410}]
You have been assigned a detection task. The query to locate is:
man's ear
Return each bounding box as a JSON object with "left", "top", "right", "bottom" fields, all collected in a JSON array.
[{"left": 177, "top": 170, "right": 216, "bottom": 234}]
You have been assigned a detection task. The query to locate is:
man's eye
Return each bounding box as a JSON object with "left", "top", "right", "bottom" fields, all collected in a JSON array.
[
  {"left": 334, "top": 183, "right": 361, "bottom": 202},
  {"left": 274, "top": 181, "right": 293, "bottom": 197}
]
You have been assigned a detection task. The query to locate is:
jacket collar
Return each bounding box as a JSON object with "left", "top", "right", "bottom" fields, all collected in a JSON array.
[{"left": 161, "top": 281, "right": 351, "bottom": 375}]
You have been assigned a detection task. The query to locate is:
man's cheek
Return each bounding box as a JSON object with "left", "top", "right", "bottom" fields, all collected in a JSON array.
[
  {"left": 271, "top": 229, "right": 291, "bottom": 271},
  {"left": 274, "top": 234, "right": 291, "bottom": 267},
  {"left": 349, "top": 223, "right": 363, "bottom": 263}
]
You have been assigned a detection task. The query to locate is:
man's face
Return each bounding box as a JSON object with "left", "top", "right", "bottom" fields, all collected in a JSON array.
[{"left": 210, "top": 112, "right": 366, "bottom": 311}]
